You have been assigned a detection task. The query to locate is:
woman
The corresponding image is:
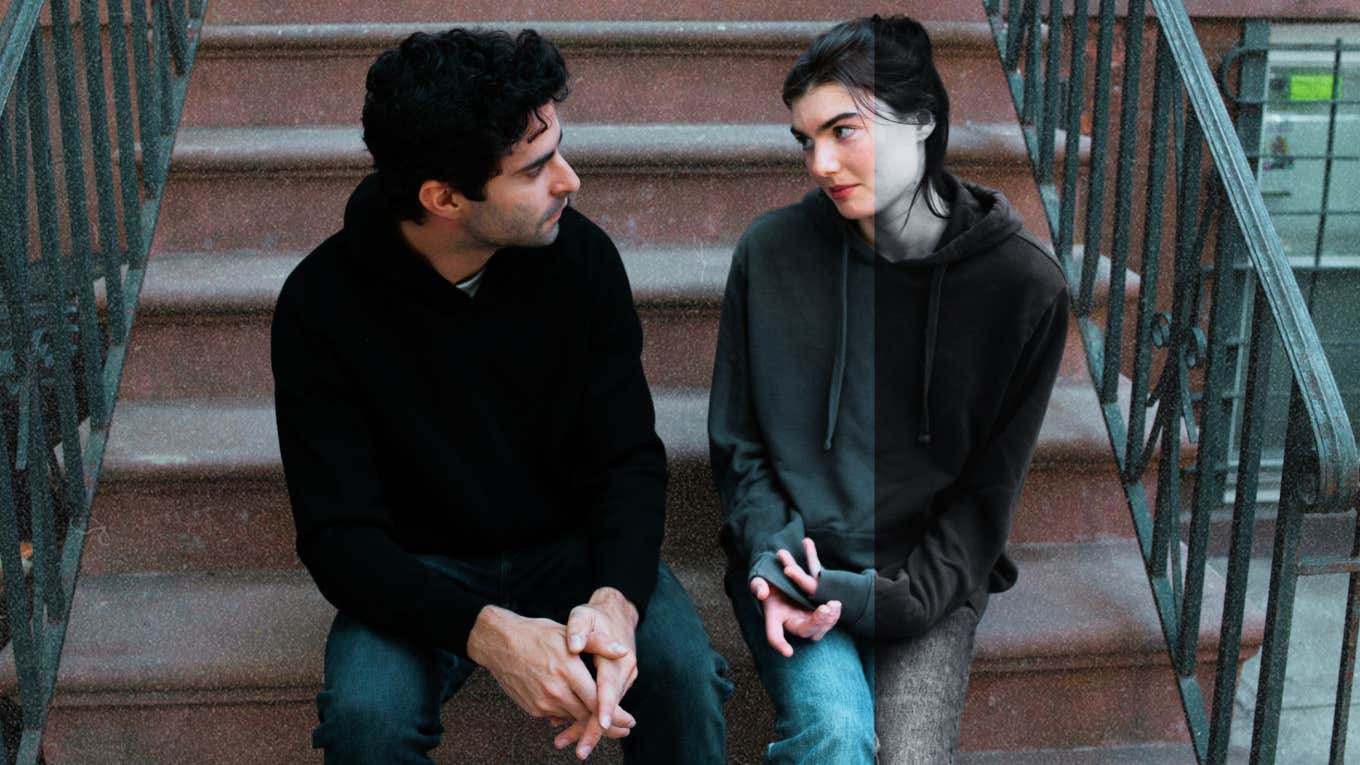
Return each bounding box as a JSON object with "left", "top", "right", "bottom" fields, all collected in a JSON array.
[{"left": 709, "top": 15, "right": 1069, "bottom": 763}]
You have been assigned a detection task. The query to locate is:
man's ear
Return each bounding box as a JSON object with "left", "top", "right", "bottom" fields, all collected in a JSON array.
[{"left": 417, "top": 180, "right": 466, "bottom": 222}]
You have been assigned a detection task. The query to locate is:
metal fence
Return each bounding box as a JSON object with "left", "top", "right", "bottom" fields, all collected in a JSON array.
[
  {"left": 0, "top": 1, "right": 204, "bottom": 761},
  {"left": 981, "top": 0, "right": 1360, "bottom": 762}
]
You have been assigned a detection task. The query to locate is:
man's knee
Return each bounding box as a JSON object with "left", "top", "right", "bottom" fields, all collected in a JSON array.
[
  {"left": 313, "top": 684, "right": 444, "bottom": 760},
  {"left": 635, "top": 635, "right": 732, "bottom": 706}
]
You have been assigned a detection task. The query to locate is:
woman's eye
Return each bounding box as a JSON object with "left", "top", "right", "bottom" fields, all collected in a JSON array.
[
  {"left": 527, "top": 166, "right": 545, "bottom": 178},
  {"left": 794, "top": 136, "right": 810, "bottom": 150}
]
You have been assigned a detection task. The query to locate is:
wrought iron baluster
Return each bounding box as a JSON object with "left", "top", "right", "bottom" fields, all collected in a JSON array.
[
  {"left": 1102, "top": 0, "right": 1147, "bottom": 407},
  {"left": 1058, "top": 0, "right": 1087, "bottom": 262},
  {"left": 81, "top": 0, "right": 128, "bottom": 357},
  {"left": 1078, "top": 0, "right": 1119, "bottom": 318}
]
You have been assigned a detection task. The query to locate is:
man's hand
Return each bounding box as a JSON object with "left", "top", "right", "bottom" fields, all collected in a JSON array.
[
  {"left": 554, "top": 587, "right": 641, "bottom": 759},
  {"left": 466, "top": 604, "right": 633, "bottom": 754},
  {"left": 750, "top": 574, "right": 841, "bottom": 657}
]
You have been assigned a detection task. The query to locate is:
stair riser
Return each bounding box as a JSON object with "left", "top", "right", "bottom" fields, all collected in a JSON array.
[
  {"left": 117, "top": 307, "right": 719, "bottom": 398},
  {"left": 42, "top": 570, "right": 1198, "bottom": 765},
  {"left": 185, "top": 37, "right": 1014, "bottom": 128},
  {"left": 117, "top": 296, "right": 1102, "bottom": 397},
  {"left": 150, "top": 163, "right": 1050, "bottom": 254},
  {"left": 962, "top": 664, "right": 1196, "bottom": 751}
]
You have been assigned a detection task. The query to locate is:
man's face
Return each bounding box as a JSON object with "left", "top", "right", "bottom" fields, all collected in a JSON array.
[{"left": 462, "top": 102, "right": 580, "bottom": 249}]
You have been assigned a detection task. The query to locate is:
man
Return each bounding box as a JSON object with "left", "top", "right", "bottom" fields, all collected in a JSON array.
[{"left": 271, "top": 28, "right": 731, "bottom": 763}]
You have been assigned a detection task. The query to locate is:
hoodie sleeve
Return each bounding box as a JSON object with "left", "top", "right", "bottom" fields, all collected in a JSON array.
[
  {"left": 709, "top": 241, "right": 818, "bottom": 609},
  {"left": 272, "top": 281, "right": 492, "bottom": 657},
  {"left": 820, "top": 286, "right": 1069, "bottom": 638},
  {"left": 575, "top": 231, "right": 668, "bottom": 619}
]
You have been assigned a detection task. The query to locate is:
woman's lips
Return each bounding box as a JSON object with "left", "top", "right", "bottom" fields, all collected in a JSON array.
[{"left": 828, "top": 184, "right": 857, "bottom": 201}]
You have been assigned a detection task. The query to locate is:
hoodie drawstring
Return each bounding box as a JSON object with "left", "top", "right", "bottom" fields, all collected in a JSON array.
[
  {"left": 919, "top": 264, "right": 947, "bottom": 444},
  {"left": 823, "top": 238, "right": 849, "bottom": 450}
]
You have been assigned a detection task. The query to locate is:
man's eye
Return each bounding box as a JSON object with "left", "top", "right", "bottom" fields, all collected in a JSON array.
[
  {"left": 834, "top": 125, "right": 857, "bottom": 139},
  {"left": 527, "top": 166, "right": 545, "bottom": 178},
  {"left": 794, "top": 136, "right": 810, "bottom": 150}
]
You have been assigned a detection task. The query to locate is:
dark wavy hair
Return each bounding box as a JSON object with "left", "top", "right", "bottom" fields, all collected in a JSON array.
[
  {"left": 361, "top": 28, "right": 570, "bottom": 222},
  {"left": 782, "top": 15, "right": 951, "bottom": 216}
]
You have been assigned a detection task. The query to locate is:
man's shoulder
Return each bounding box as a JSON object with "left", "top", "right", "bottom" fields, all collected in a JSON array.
[
  {"left": 276, "top": 230, "right": 358, "bottom": 321},
  {"left": 551, "top": 206, "right": 626, "bottom": 277}
]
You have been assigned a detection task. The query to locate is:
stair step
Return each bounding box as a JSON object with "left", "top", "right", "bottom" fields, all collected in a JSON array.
[
  {"left": 119, "top": 246, "right": 729, "bottom": 397},
  {"left": 154, "top": 123, "right": 1069, "bottom": 253},
  {"left": 5, "top": 540, "right": 1257, "bottom": 762},
  {"left": 202, "top": 2, "right": 988, "bottom": 25},
  {"left": 85, "top": 380, "right": 1130, "bottom": 576},
  {"left": 121, "top": 241, "right": 1127, "bottom": 396},
  {"left": 185, "top": 21, "right": 1014, "bottom": 128}
]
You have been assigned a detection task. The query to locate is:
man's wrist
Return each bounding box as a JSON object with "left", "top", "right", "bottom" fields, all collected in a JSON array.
[{"left": 467, "top": 604, "right": 516, "bottom": 666}]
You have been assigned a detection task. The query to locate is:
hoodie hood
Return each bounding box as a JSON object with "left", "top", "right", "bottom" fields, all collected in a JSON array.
[{"left": 797, "top": 173, "right": 1025, "bottom": 448}]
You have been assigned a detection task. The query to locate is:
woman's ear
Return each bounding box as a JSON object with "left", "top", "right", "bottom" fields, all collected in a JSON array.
[{"left": 915, "top": 118, "right": 936, "bottom": 142}]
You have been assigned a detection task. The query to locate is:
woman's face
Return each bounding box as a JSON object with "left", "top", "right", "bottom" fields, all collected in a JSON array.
[{"left": 789, "top": 81, "right": 931, "bottom": 227}]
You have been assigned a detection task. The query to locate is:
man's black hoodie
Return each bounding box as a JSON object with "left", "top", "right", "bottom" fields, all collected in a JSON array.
[
  {"left": 710, "top": 174, "right": 1068, "bottom": 638},
  {"left": 272, "top": 174, "right": 666, "bottom": 656}
]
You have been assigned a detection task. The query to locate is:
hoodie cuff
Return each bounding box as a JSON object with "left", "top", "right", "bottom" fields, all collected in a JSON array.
[
  {"left": 750, "top": 552, "right": 815, "bottom": 610},
  {"left": 815, "top": 568, "right": 875, "bottom": 634}
]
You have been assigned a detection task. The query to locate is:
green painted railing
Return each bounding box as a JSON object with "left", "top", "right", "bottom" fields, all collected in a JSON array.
[
  {"left": 0, "top": 1, "right": 204, "bottom": 761},
  {"left": 982, "top": 1, "right": 1360, "bottom": 762}
]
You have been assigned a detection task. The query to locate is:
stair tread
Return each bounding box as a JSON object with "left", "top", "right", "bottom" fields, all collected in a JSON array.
[
  {"left": 170, "top": 122, "right": 1064, "bottom": 171},
  {"left": 99, "top": 380, "right": 1113, "bottom": 483},
  {"left": 140, "top": 246, "right": 1134, "bottom": 316},
  {"left": 4, "top": 540, "right": 1255, "bottom": 698},
  {"left": 197, "top": 19, "right": 994, "bottom": 52},
  {"left": 138, "top": 247, "right": 732, "bottom": 315}
]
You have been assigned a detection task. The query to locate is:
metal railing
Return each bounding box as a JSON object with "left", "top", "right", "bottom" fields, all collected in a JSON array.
[
  {"left": 0, "top": 1, "right": 204, "bottom": 761},
  {"left": 982, "top": 1, "right": 1360, "bottom": 762}
]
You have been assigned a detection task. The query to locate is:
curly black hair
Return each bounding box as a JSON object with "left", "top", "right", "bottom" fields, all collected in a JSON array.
[{"left": 361, "top": 28, "right": 570, "bottom": 222}]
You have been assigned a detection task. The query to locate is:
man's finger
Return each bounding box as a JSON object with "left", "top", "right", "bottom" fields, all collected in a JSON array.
[
  {"left": 593, "top": 657, "right": 626, "bottom": 741},
  {"left": 565, "top": 606, "right": 597, "bottom": 654},
  {"left": 576, "top": 717, "right": 605, "bottom": 760},
  {"left": 803, "top": 537, "right": 823, "bottom": 578},
  {"left": 555, "top": 720, "right": 585, "bottom": 750},
  {"left": 764, "top": 609, "right": 794, "bottom": 657},
  {"left": 582, "top": 630, "right": 629, "bottom": 659}
]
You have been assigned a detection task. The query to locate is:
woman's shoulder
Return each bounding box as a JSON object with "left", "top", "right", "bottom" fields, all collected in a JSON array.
[{"left": 737, "top": 190, "right": 839, "bottom": 258}]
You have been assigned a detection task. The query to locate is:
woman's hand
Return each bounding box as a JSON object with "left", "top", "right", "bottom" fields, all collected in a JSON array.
[{"left": 778, "top": 537, "right": 824, "bottom": 597}]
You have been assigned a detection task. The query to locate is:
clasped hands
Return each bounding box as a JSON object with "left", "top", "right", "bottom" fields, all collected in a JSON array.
[
  {"left": 466, "top": 587, "right": 639, "bottom": 760},
  {"left": 750, "top": 537, "right": 842, "bottom": 657}
]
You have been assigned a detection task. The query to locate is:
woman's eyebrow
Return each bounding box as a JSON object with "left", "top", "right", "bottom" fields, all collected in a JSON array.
[{"left": 791, "top": 112, "right": 863, "bottom": 139}]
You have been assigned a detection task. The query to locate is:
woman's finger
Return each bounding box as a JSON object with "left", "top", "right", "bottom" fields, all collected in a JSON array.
[
  {"left": 803, "top": 537, "right": 823, "bottom": 578},
  {"left": 783, "top": 562, "right": 819, "bottom": 595}
]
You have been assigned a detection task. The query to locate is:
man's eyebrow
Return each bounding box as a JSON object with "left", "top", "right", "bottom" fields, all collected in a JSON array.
[
  {"left": 790, "top": 112, "right": 862, "bottom": 139},
  {"left": 515, "top": 128, "right": 564, "bottom": 174}
]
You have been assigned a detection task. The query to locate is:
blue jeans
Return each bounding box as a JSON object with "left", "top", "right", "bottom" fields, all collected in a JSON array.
[
  {"left": 729, "top": 570, "right": 979, "bottom": 765},
  {"left": 313, "top": 551, "right": 732, "bottom": 764},
  {"left": 729, "top": 570, "right": 877, "bottom": 765}
]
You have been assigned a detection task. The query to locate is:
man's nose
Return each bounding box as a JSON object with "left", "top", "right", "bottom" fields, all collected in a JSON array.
[{"left": 555, "top": 157, "right": 581, "bottom": 195}]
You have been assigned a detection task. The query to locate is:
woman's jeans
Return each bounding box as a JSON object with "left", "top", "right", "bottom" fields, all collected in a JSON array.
[
  {"left": 312, "top": 549, "right": 732, "bottom": 764},
  {"left": 728, "top": 570, "right": 979, "bottom": 765}
]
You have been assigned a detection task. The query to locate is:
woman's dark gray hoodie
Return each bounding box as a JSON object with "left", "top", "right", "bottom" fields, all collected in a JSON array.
[{"left": 709, "top": 174, "right": 1068, "bottom": 639}]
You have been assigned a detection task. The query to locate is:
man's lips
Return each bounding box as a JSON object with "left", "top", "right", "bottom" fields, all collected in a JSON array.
[{"left": 828, "top": 184, "right": 857, "bottom": 201}]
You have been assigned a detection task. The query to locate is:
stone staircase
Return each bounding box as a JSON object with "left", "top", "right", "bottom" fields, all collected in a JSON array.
[{"left": 15, "top": 2, "right": 1264, "bottom": 763}]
